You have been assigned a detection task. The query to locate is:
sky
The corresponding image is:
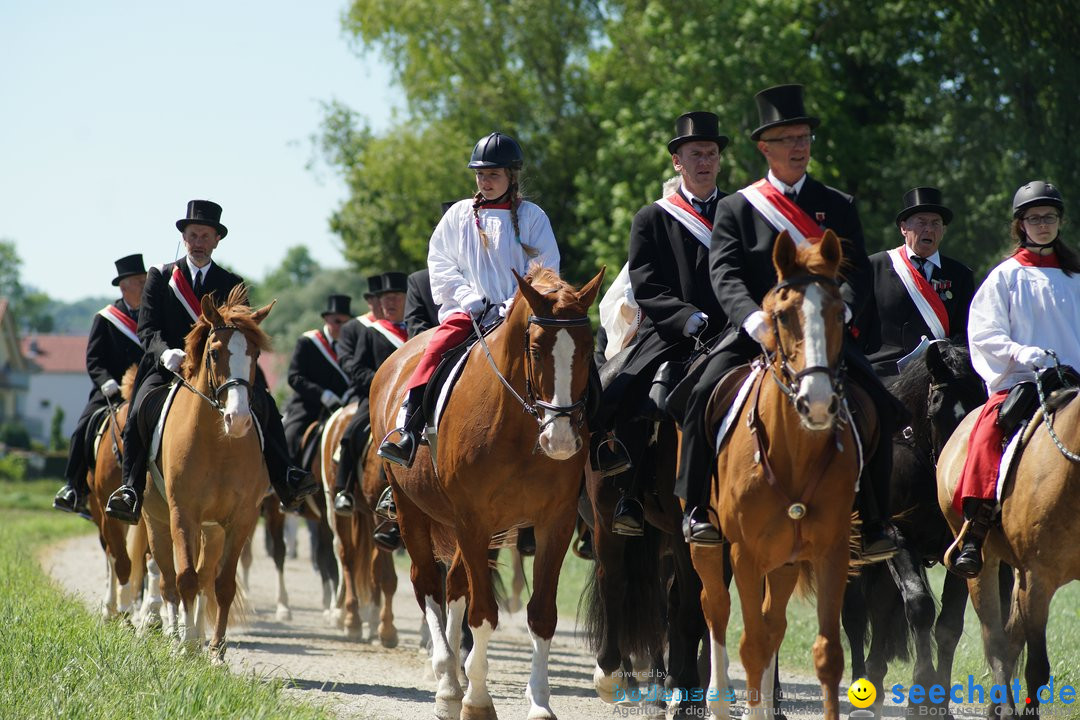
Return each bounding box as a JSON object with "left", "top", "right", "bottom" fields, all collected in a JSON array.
[{"left": 0, "top": 0, "right": 399, "bottom": 302}]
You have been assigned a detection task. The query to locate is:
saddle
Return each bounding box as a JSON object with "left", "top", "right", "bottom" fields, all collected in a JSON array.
[
  {"left": 299, "top": 418, "right": 329, "bottom": 470},
  {"left": 997, "top": 364, "right": 1080, "bottom": 436},
  {"left": 704, "top": 364, "right": 753, "bottom": 434},
  {"left": 422, "top": 316, "right": 504, "bottom": 427},
  {"left": 84, "top": 404, "right": 113, "bottom": 468}
]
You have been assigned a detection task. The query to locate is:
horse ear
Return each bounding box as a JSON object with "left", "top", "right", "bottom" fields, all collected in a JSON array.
[
  {"left": 772, "top": 231, "right": 797, "bottom": 278},
  {"left": 818, "top": 229, "right": 843, "bottom": 275},
  {"left": 576, "top": 266, "right": 606, "bottom": 307},
  {"left": 925, "top": 339, "right": 947, "bottom": 380},
  {"left": 513, "top": 268, "right": 545, "bottom": 310},
  {"left": 201, "top": 294, "right": 222, "bottom": 325},
  {"left": 251, "top": 299, "right": 276, "bottom": 326}
]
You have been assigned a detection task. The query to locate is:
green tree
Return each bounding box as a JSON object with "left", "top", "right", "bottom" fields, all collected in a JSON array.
[
  {"left": 49, "top": 407, "right": 66, "bottom": 452},
  {"left": 0, "top": 239, "right": 55, "bottom": 332}
]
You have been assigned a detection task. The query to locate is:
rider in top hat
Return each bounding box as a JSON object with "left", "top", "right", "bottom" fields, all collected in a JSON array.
[
  {"left": 591, "top": 111, "right": 730, "bottom": 536},
  {"left": 105, "top": 200, "right": 319, "bottom": 523},
  {"left": 281, "top": 294, "right": 353, "bottom": 471},
  {"left": 857, "top": 187, "right": 975, "bottom": 377},
  {"left": 52, "top": 254, "right": 148, "bottom": 517},
  {"left": 403, "top": 202, "right": 454, "bottom": 338},
  {"left": 674, "top": 85, "right": 904, "bottom": 559},
  {"left": 332, "top": 271, "right": 409, "bottom": 523},
  {"left": 948, "top": 181, "right": 1080, "bottom": 577}
]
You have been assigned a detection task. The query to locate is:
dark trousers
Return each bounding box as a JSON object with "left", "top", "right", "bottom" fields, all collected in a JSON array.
[
  {"left": 121, "top": 366, "right": 293, "bottom": 498},
  {"left": 335, "top": 397, "right": 371, "bottom": 494},
  {"left": 64, "top": 395, "right": 107, "bottom": 492},
  {"left": 675, "top": 331, "right": 903, "bottom": 522},
  {"left": 284, "top": 410, "right": 317, "bottom": 465}
]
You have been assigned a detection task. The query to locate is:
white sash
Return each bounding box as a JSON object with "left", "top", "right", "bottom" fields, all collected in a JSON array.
[
  {"left": 368, "top": 320, "right": 406, "bottom": 349},
  {"left": 303, "top": 330, "right": 348, "bottom": 383},
  {"left": 97, "top": 305, "right": 141, "bottom": 348},
  {"left": 167, "top": 265, "right": 201, "bottom": 322},
  {"left": 358, "top": 313, "right": 375, "bottom": 328},
  {"left": 738, "top": 184, "right": 810, "bottom": 247},
  {"left": 654, "top": 198, "right": 712, "bottom": 248},
  {"left": 887, "top": 248, "right": 946, "bottom": 340}
]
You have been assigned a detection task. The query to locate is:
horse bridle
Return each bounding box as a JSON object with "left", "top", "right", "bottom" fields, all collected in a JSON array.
[
  {"left": 764, "top": 273, "right": 847, "bottom": 415},
  {"left": 170, "top": 324, "right": 257, "bottom": 415},
  {"left": 470, "top": 309, "right": 591, "bottom": 441}
]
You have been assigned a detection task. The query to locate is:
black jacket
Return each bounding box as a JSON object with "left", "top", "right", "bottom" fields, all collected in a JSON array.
[
  {"left": 337, "top": 319, "right": 404, "bottom": 399},
  {"left": 405, "top": 269, "right": 439, "bottom": 338},
  {"left": 84, "top": 300, "right": 144, "bottom": 402},
  {"left": 282, "top": 330, "right": 351, "bottom": 423}
]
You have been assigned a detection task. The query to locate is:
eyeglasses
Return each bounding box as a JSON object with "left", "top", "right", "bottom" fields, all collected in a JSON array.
[
  {"left": 908, "top": 218, "right": 944, "bottom": 230},
  {"left": 761, "top": 134, "right": 815, "bottom": 148},
  {"left": 1023, "top": 213, "right": 1060, "bottom": 226}
]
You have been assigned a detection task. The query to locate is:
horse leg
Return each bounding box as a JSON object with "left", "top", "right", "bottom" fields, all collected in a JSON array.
[
  {"left": 171, "top": 510, "right": 202, "bottom": 653},
  {"left": 456, "top": 525, "right": 500, "bottom": 720},
  {"left": 840, "top": 576, "right": 867, "bottom": 682},
  {"left": 863, "top": 568, "right": 898, "bottom": 719},
  {"left": 120, "top": 521, "right": 147, "bottom": 621},
  {"left": 690, "top": 543, "right": 732, "bottom": 720},
  {"left": 375, "top": 547, "right": 399, "bottom": 648},
  {"left": 1014, "top": 571, "right": 1052, "bottom": 716},
  {"left": 669, "top": 537, "right": 707, "bottom": 718},
  {"left": 968, "top": 555, "right": 1016, "bottom": 716},
  {"left": 729, "top": 544, "right": 771, "bottom": 717},
  {"left": 506, "top": 546, "right": 526, "bottom": 613},
  {"left": 444, "top": 552, "right": 469, "bottom": 682},
  {"left": 811, "top": 543, "right": 849, "bottom": 720},
  {"left": 143, "top": 512, "right": 178, "bottom": 638},
  {"left": 886, "top": 550, "right": 938, "bottom": 712},
  {"left": 934, "top": 567, "right": 968, "bottom": 717},
  {"left": 209, "top": 518, "right": 256, "bottom": 665},
  {"left": 759, "top": 565, "right": 798, "bottom": 717},
  {"left": 333, "top": 512, "right": 362, "bottom": 638},
  {"left": 590, "top": 514, "right": 630, "bottom": 703},
  {"left": 264, "top": 499, "right": 290, "bottom": 621},
  {"left": 521, "top": 513, "right": 574, "bottom": 720}
]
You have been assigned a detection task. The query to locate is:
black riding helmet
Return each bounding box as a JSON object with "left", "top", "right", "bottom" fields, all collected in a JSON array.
[
  {"left": 1013, "top": 180, "right": 1065, "bottom": 218},
  {"left": 468, "top": 132, "right": 523, "bottom": 170}
]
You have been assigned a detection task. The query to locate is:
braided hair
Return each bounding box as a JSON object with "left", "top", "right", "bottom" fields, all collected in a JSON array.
[{"left": 471, "top": 170, "right": 538, "bottom": 258}]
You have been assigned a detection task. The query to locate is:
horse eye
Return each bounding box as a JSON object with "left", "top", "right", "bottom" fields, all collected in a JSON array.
[{"left": 209, "top": 348, "right": 219, "bottom": 361}]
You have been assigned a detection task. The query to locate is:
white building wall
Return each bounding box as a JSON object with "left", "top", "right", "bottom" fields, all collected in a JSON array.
[{"left": 23, "top": 372, "right": 91, "bottom": 443}]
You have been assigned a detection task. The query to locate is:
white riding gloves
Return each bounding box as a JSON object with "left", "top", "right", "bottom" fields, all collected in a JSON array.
[
  {"left": 743, "top": 310, "right": 770, "bottom": 344},
  {"left": 462, "top": 296, "right": 487, "bottom": 319},
  {"left": 161, "top": 348, "right": 186, "bottom": 373},
  {"left": 101, "top": 379, "right": 121, "bottom": 400},
  {"left": 1015, "top": 346, "right": 1050, "bottom": 369},
  {"left": 321, "top": 389, "right": 343, "bottom": 410},
  {"left": 683, "top": 311, "right": 708, "bottom": 337}
]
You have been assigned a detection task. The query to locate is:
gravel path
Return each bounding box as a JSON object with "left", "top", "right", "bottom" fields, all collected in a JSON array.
[{"left": 43, "top": 524, "right": 904, "bottom": 719}]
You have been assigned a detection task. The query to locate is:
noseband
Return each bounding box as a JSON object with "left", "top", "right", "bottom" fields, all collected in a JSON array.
[
  {"left": 765, "top": 274, "right": 846, "bottom": 415},
  {"left": 171, "top": 324, "right": 257, "bottom": 415}
]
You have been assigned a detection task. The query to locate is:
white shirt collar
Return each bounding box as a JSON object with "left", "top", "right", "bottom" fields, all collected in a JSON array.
[
  {"left": 679, "top": 181, "right": 718, "bottom": 205},
  {"left": 766, "top": 170, "right": 807, "bottom": 197},
  {"left": 904, "top": 246, "right": 941, "bottom": 270},
  {"left": 186, "top": 256, "right": 212, "bottom": 282},
  {"left": 322, "top": 324, "right": 335, "bottom": 341}
]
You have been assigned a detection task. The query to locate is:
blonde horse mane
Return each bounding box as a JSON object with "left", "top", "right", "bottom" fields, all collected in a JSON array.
[{"left": 180, "top": 284, "right": 272, "bottom": 379}]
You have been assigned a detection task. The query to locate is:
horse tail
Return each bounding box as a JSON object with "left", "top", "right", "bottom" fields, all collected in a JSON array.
[
  {"left": 582, "top": 525, "right": 667, "bottom": 662},
  {"left": 794, "top": 560, "right": 816, "bottom": 599},
  {"left": 349, "top": 499, "right": 378, "bottom": 614}
]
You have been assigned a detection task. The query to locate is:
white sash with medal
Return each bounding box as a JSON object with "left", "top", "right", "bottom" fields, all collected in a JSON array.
[
  {"left": 303, "top": 329, "right": 349, "bottom": 383},
  {"left": 887, "top": 247, "right": 948, "bottom": 339},
  {"left": 737, "top": 179, "right": 821, "bottom": 248},
  {"left": 97, "top": 304, "right": 141, "bottom": 348}
]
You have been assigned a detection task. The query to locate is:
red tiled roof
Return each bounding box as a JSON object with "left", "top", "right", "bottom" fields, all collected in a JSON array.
[{"left": 21, "top": 335, "right": 89, "bottom": 374}]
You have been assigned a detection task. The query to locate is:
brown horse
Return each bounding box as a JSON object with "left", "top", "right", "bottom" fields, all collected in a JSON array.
[
  {"left": 141, "top": 287, "right": 271, "bottom": 661},
  {"left": 371, "top": 265, "right": 603, "bottom": 720},
  {"left": 691, "top": 230, "right": 871, "bottom": 720},
  {"left": 937, "top": 377, "right": 1080, "bottom": 716}
]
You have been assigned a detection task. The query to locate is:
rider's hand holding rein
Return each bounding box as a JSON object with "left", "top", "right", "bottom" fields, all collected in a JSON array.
[
  {"left": 1014, "top": 345, "right": 1050, "bottom": 369},
  {"left": 162, "top": 348, "right": 186, "bottom": 373}
]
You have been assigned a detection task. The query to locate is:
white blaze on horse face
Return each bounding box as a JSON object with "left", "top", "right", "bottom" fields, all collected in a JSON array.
[
  {"left": 221, "top": 331, "right": 253, "bottom": 437},
  {"left": 795, "top": 283, "right": 837, "bottom": 430},
  {"left": 538, "top": 329, "right": 581, "bottom": 459}
]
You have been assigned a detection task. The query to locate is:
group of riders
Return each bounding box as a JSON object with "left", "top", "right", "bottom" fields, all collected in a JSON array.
[{"left": 53, "top": 82, "right": 1080, "bottom": 584}]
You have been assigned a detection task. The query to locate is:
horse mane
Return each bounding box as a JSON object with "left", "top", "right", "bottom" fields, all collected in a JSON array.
[
  {"left": 181, "top": 284, "right": 271, "bottom": 379},
  {"left": 521, "top": 263, "right": 585, "bottom": 313},
  {"left": 888, "top": 339, "right": 972, "bottom": 435}
]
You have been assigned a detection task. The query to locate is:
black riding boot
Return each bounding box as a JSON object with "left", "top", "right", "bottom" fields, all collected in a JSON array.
[
  {"left": 105, "top": 422, "right": 147, "bottom": 525},
  {"left": 951, "top": 499, "right": 996, "bottom": 578},
  {"left": 855, "top": 481, "right": 897, "bottom": 562},
  {"left": 377, "top": 387, "right": 425, "bottom": 468},
  {"left": 333, "top": 438, "right": 356, "bottom": 516},
  {"left": 611, "top": 467, "right": 644, "bottom": 537},
  {"left": 591, "top": 432, "right": 633, "bottom": 477}
]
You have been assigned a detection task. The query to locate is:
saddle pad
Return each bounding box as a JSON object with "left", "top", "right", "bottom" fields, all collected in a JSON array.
[
  {"left": 90, "top": 406, "right": 112, "bottom": 463},
  {"left": 712, "top": 364, "right": 761, "bottom": 451}
]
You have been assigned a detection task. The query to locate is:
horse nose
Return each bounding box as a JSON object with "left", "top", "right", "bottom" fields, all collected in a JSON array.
[{"left": 223, "top": 409, "right": 251, "bottom": 437}]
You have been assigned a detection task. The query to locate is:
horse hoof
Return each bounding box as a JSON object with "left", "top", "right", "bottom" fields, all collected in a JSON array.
[
  {"left": 343, "top": 622, "right": 363, "bottom": 641},
  {"left": 379, "top": 628, "right": 399, "bottom": 649},
  {"left": 275, "top": 605, "right": 292, "bottom": 622},
  {"left": 434, "top": 697, "right": 462, "bottom": 720},
  {"left": 593, "top": 665, "right": 618, "bottom": 704},
  {"left": 462, "top": 702, "right": 499, "bottom": 720}
]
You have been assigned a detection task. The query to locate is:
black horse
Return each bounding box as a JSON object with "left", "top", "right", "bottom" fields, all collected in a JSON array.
[{"left": 842, "top": 340, "right": 988, "bottom": 716}]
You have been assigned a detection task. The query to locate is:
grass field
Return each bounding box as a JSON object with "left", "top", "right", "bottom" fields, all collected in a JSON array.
[{"left": 0, "top": 479, "right": 332, "bottom": 720}]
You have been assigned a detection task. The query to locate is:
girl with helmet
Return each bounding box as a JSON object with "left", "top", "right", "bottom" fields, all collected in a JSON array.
[
  {"left": 948, "top": 181, "right": 1080, "bottom": 577},
  {"left": 378, "top": 132, "right": 561, "bottom": 468}
]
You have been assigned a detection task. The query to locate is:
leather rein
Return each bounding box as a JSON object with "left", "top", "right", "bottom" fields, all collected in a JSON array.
[{"left": 169, "top": 324, "right": 257, "bottom": 416}]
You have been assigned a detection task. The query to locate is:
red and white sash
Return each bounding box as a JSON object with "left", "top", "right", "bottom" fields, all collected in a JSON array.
[
  {"left": 168, "top": 265, "right": 202, "bottom": 322},
  {"left": 303, "top": 329, "right": 348, "bottom": 383},
  {"left": 654, "top": 193, "right": 713, "bottom": 248},
  {"left": 737, "top": 179, "right": 820, "bottom": 247},
  {"left": 97, "top": 304, "right": 141, "bottom": 348},
  {"left": 369, "top": 319, "right": 407, "bottom": 348},
  {"left": 887, "top": 247, "right": 948, "bottom": 339},
  {"left": 358, "top": 312, "right": 375, "bottom": 328}
]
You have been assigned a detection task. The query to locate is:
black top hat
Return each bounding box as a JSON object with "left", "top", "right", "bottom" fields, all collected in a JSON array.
[
  {"left": 112, "top": 253, "right": 146, "bottom": 286},
  {"left": 378, "top": 272, "right": 408, "bottom": 295},
  {"left": 176, "top": 199, "right": 228, "bottom": 238},
  {"left": 895, "top": 187, "right": 953, "bottom": 227},
  {"left": 364, "top": 275, "right": 384, "bottom": 298},
  {"left": 751, "top": 84, "right": 821, "bottom": 140},
  {"left": 668, "top": 111, "right": 729, "bottom": 155},
  {"left": 321, "top": 294, "right": 352, "bottom": 318}
]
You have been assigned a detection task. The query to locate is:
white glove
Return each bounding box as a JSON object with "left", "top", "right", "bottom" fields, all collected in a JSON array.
[
  {"left": 321, "top": 389, "right": 343, "bottom": 410},
  {"left": 498, "top": 297, "right": 515, "bottom": 318},
  {"left": 844, "top": 304, "right": 853, "bottom": 324},
  {"left": 683, "top": 311, "right": 708, "bottom": 337},
  {"left": 742, "top": 310, "right": 770, "bottom": 344},
  {"left": 101, "top": 379, "right": 121, "bottom": 400},
  {"left": 462, "top": 296, "right": 487, "bottom": 319},
  {"left": 1015, "top": 346, "right": 1050, "bottom": 369},
  {"left": 161, "top": 348, "right": 186, "bottom": 373}
]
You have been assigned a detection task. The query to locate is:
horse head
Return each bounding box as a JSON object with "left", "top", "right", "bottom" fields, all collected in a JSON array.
[
  {"left": 184, "top": 285, "right": 273, "bottom": 438},
  {"left": 510, "top": 265, "right": 605, "bottom": 460},
  {"left": 924, "top": 340, "right": 987, "bottom": 457},
  {"left": 763, "top": 229, "right": 846, "bottom": 430}
]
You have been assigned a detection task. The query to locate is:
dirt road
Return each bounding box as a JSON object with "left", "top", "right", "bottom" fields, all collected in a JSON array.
[{"left": 43, "top": 526, "right": 880, "bottom": 719}]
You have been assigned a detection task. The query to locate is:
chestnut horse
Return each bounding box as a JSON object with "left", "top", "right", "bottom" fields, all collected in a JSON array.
[
  {"left": 371, "top": 265, "right": 603, "bottom": 720},
  {"left": 142, "top": 287, "right": 271, "bottom": 661},
  {"left": 937, "top": 370, "right": 1080, "bottom": 716},
  {"left": 691, "top": 230, "right": 872, "bottom": 720}
]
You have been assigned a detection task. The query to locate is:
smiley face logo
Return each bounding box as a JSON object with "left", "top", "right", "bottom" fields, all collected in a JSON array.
[{"left": 848, "top": 678, "right": 876, "bottom": 708}]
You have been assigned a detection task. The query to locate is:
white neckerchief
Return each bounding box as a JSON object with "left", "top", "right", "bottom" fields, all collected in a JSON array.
[{"left": 766, "top": 170, "right": 807, "bottom": 198}]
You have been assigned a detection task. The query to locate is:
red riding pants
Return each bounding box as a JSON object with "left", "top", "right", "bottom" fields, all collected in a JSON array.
[
  {"left": 406, "top": 312, "right": 474, "bottom": 391},
  {"left": 953, "top": 390, "right": 1009, "bottom": 514}
]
